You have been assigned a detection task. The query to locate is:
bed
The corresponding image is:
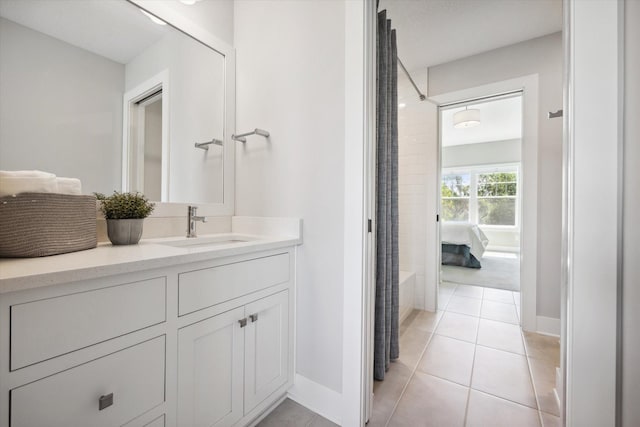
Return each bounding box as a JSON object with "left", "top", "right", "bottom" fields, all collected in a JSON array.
[{"left": 441, "top": 222, "right": 489, "bottom": 268}]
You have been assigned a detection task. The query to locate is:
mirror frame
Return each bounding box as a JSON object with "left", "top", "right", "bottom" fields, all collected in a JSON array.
[{"left": 128, "top": 0, "right": 235, "bottom": 217}]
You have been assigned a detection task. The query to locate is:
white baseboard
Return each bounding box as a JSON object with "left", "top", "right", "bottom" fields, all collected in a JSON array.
[
  {"left": 485, "top": 245, "right": 520, "bottom": 253},
  {"left": 536, "top": 316, "right": 560, "bottom": 336},
  {"left": 287, "top": 373, "right": 342, "bottom": 425}
]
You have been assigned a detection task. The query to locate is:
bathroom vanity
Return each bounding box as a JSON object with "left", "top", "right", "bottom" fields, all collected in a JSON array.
[
  {"left": 0, "top": 1, "right": 300, "bottom": 424},
  {"left": 0, "top": 222, "right": 301, "bottom": 427}
]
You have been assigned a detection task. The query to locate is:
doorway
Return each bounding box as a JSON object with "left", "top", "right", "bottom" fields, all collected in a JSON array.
[
  {"left": 129, "top": 90, "right": 163, "bottom": 201},
  {"left": 122, "top": 70, "right": 170, "bottom": 201},
  {"left": 364, "top": 1, "right": 562, "bottom": 424},
  {"left": 438, "top": 93, "right": 523, "bottom": 312}
]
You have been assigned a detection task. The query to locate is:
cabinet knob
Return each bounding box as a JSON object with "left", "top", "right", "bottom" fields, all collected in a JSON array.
[
  {"left": 249, "top": 313, "right": 258, "bottom": 322},
  {"left": 99, "top": 393, "right": 114, "bottom": 411},
  {"left": 238, "top": 318, "right": 248, "bottom": 328}
]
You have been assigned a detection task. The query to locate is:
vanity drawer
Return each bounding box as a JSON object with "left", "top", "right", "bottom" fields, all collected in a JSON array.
[
  {"left": 11, "top": 277, "right": 166, "bottom": 370},
  {"left": 10, "top": 335, "right": 165, "bottom": 427},
  {"left": 179, "top": 253, "right": 289, "bottom": 316}
]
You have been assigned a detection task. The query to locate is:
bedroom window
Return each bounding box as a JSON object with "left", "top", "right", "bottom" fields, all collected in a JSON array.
[
  {"left": 441, "top": 167, "right": 519, "bottom": 227},
  {"left": 441, "top": 173, "right": 470, "bottom": 221},
  {"left": 477, "top": 171, "right": 517, "bottom": 226}
]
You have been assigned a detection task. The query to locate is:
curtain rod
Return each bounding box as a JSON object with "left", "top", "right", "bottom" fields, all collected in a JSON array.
[
  {"left": 438, "top": 90, "right": 523, "bottom": 109},
  {"left": 397, "top": 57, "right": 426, "bottom": 101}
]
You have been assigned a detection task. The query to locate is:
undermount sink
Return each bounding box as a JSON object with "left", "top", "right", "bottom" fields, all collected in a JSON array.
[{"left": 157, "top": 235, "right": 256, "bottom": 249}]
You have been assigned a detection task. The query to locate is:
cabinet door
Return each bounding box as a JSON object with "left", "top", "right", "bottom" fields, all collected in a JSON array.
[
  {"left": 244, "top": 291, "right": 289, "bottom": 413},
  {"left": 177, "top": 307, "right": 244, "bottom": 427}
]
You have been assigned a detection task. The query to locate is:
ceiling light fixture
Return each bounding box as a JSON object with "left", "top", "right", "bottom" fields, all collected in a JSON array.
[
  {"left": 179, "top": 0, "right": 202, "bottom": 5},
  {"left": 453, "top": 106, "right": 481, "bottom": 128},
  {"left": 140, "top": 9, "right": 167, "bottom": 26}
]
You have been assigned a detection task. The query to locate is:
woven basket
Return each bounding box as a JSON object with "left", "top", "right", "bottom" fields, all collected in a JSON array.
[{"left": 0, "top": 193, "right": 97, "bottom": 258}]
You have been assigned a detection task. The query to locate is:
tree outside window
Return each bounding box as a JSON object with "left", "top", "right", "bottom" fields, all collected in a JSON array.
[{"left": 441, "top": 173, "right": 470, "bottom": 221}]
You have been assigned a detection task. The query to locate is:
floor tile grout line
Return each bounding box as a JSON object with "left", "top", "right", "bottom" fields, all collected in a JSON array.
[
  {"left": 306, "top": 414, "right": 319, "bottom": 427},
  {"left": 467, "top": 387, "right": 541, "bottom": 411},
  {"left": 474, "top": 342, "right": 527, "bottom": 357},
  {"left": 382, "top": 283, "right": 457, "bottom": 427},
  {"left": 462, "top": 298, "right": 482, "bottom": 426},
  {"left": 382, "top": 325, "right": 436, "bottom": 427},
  {"left": 520, "top": 326, "right": 546, "bottom": 427}
]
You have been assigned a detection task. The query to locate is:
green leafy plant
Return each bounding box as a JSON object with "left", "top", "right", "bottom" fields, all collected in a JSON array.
[{"left": 97, "top": 191, "right": 155, "bottom": 220}]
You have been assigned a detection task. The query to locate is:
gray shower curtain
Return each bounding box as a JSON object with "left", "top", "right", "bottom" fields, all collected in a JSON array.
[{"left": 374, "top": 10, "right": 399, "bottom": 382}]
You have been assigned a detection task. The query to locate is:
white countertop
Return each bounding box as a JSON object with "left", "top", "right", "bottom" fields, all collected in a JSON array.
[{"left": 0, "top": 232, "right": 301, "bottom": 295}]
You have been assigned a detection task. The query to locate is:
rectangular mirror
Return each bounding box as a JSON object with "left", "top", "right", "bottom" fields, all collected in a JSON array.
[{"left": 0, "top": 0, "right": 234, "bottom": 210}]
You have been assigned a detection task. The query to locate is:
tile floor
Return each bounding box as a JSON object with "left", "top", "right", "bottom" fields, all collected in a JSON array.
[
  {"left": 258, "top": 398, "right": 339, "bottom": 427},
  {"left": 259, "top": 282, "right": 561, "bottom": 427},
  {"left": 370, "top": 282, "right": 561, "bottom": 427}
]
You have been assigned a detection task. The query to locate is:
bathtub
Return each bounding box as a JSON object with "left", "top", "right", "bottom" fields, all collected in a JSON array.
[{"left": 399, "top": 271, "right": 416, "bottom": 324}]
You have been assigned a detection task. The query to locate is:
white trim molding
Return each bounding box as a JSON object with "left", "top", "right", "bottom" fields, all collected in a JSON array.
[
  {"left": 536, "top": 316, "right": 561, "bottom": 337},
  {"left": 343, "top": 0, "right": 375, "bottom": 426},
  {"left": 564, "top": 0, "right": 623, "bottom": 425},
  {"left": 430, "top": 75, "right": 539, "bottom": 333},
  {"left": 288, "top": 374, "right": 342, "bottom": 425}
]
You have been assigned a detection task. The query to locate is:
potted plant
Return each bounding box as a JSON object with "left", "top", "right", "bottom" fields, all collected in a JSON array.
[{"left": 96, "top": 191, "right": 155, "bottom": 245}]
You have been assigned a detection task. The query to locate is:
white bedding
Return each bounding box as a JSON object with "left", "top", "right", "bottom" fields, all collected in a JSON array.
[{"left": 441, "top": 222, "right": 489, "bottom": 261}]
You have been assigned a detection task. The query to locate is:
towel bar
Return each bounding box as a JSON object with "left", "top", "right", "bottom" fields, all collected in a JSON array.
[
  {"left": 232, "top": 128, "right": 270, "bottom": 143},
  {"left": 194, "top": 138, "right": 223, "bottom": 151}
]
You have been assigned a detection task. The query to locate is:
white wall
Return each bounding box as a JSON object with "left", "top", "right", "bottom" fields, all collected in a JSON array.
[
  {"left": 429, "top": 32, "right": 563, "bottom": 320},
  {"left": 442, "top": 139, "right": 520, "bottom": 168},
  {"left": 0, "top": 18, "right": 123, "bottom": 194},
  {"left": 234, "top": 0, "right": 346, "bottom": 397},
  {"left": 125, "top": 31, "right": 225, "bottom": 204},
  {"left": 622, "top": 0, "right": 640, "bottom": 424},
  {"left": 397, "top": 70, "right": 439, "bottom": 311}
]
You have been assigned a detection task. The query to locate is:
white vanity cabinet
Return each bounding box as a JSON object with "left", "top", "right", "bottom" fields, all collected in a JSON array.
[
  {"left": 0, "top": 245, "right": 296, "bottom": 427},
  {"left": 178, "top": 306, "right": 245, "bottom": 427},
  {"left": 177, "top": 290, "right": 289, "bottom": 427},
  {"left": 0, "top": 273, "right": 169, "bottom": 427},
  {"left": 243, "top": 290, "right": 290, "bottom": 413}
]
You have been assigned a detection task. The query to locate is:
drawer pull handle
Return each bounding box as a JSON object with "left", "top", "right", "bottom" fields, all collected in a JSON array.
[
  {"left": 249, "top": 313, "right": 259, "bottom": 322},
  {"left": 99, "top": 393, "right": 114, "bottom": 411},
  {"left": 238, "top": 318, "right": 248, "bottom": 328}
]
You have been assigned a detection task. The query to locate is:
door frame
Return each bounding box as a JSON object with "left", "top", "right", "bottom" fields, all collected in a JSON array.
[
  {"left": 341, "top": 0, "right": 376, "bottom": 426},
  {"left": 429, "top": 77, "right": 539, "bottom": 332},
  {"left": 122, "top": 70, "right": 170, "bottom": 201}
]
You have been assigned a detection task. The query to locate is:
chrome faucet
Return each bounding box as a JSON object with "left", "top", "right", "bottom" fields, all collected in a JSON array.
[{"left": 187, "top": 206, "right": 207, "bottom": 238}]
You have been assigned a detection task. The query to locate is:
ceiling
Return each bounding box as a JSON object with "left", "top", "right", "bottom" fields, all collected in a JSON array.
[
  {"left": 379, "top": 0, "right": 562, "bottom": 71},
  {"left": 440, "top": 95, "right": 522, "bottom": 146},
  {"left": 0, "top": 0, "right": 169, "bottom": 64}
]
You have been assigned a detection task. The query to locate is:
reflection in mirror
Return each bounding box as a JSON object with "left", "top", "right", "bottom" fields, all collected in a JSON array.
[
  {"left": 127, "top": 87, "right": 164, "bottom": 201},
  {"left": 0, "top": 0, "right": 226, "bottom": 204}
]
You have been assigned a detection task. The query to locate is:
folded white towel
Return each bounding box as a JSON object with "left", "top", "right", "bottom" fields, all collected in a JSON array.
[
  {"left": 0, "top": 170, "right": 58, "bottom": 197},
  {"left": 0, "top": 170, "right": 56, "bottom": 179},
  {"left": 56, "top": 177, "right": 82, "bottom": 195}
]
